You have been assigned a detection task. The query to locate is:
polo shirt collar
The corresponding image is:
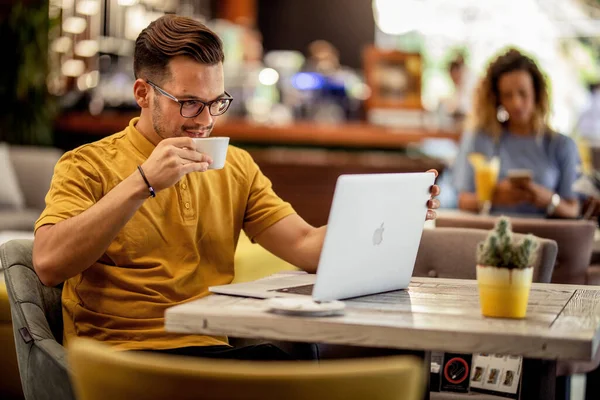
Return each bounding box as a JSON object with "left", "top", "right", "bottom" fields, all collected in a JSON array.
[{"left": 127, "top": 117, "right": 156, "bottom": 159}]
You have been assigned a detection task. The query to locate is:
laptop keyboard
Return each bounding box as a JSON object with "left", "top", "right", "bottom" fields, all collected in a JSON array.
[{"left": 271, "top": 284, "right": 314, "bottom": 296}]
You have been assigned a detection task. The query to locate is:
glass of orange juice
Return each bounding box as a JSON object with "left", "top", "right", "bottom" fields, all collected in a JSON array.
[{"left": 468, "top": 154, "right": 500, "bottom": 214}]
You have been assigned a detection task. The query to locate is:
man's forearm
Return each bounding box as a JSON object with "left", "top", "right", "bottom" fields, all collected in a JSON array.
[
  {"left": 296, "top": 225, "right": 327, "bottom": 274},
  {"left": 33, "top": 172, "right": 149, "bottom": 286}
]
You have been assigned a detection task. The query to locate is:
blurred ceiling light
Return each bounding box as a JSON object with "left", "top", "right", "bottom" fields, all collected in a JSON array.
[
  {"left": 348, "top": 82, "right": 372, "bottom": 101},
  {"left": 88, "top": 70, "right": 100, "bottom": 86},
  {"left": 76, "top": 76, "right": 88, "bottom": 91},
  {"left": 372, "top": 0, "right": 424, "bottom": 35},
  {"left": 63, "top": 17, "right": 87, "bottom": 34},
  {"left": 125, "top": 5, "right": 148, "bottom": 41},
  {"left": 264, "top": 51, "right": 305, "bottom": 73},
  {"left": 118, "top": 0, "right": 139, "bottom": 6},
  {"left": 51, "top": 36, "right": 72, "bottom": 53},
  {"left": 57, "top": 0, "right": 75, "bottom": 9},
  {"left": 77, "top": 70, "right": 100, "bottom": 91},
  {"left": 125, "top": 7, "right": 164, "bottom": 42},
  {"left": 62, "top": 59, "right": 86, "bottom": 77},
  {"left": 291, "top": 72, "right": 324, "bottom": 91},
  {"left": 258, "top": 68, "right": 279, "bottom": 86},
  {"left": 76, "top": 0, "right": 100, "bottom": 16},
  {"left": 75, "top": 40, "right": 99, "bottom": 57},
  {"left": 47, "top": 75, "right": 65, "bottom": 96}
]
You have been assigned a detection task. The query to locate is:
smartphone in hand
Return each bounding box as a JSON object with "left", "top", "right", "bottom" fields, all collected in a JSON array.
[{"left": 507, "top": 169, "right": 533, "bottom": 187}]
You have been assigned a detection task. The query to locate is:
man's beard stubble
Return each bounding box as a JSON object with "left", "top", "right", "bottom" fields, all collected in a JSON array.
[{"left": 152, "top": 99, "right": 214, "bottom": 139}]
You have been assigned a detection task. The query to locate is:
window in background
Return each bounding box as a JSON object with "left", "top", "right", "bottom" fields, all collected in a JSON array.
[{"left": 373, "top": 0, "right": 600, "bottom": 135}]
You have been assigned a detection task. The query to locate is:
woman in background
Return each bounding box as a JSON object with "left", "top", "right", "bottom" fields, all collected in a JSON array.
[{"left": 452, "top": 48, "right": 581, "bottom": 218}]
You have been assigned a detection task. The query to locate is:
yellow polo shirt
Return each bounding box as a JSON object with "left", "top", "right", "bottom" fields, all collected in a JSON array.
[{"left": 35, "top": 118, "right": 295, "bottom": 351}]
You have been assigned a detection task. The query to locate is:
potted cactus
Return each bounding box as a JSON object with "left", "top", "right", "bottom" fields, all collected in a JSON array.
[{"left": 476, "top": 217, "right": 539, "bottom": 319}]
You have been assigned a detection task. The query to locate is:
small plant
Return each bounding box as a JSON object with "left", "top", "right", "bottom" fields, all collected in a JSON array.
[{"left": 476, "top": 217, "right": 539, "bottom": 269}]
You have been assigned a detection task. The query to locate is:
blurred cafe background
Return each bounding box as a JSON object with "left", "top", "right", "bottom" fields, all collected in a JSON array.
[
  {"left": 4, "top": 0, "right": 600, "bottom": 226},
  {"left": 7, "top": 1, "right": 600, "bottom": 400}
]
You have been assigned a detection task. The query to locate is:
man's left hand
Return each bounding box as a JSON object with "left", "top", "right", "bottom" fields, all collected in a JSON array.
[{"left": 426, "top": 169, "right": 441, "bottom": 220}]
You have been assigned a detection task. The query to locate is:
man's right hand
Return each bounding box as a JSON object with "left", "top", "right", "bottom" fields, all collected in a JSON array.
[
  {"left": 33, "top": 138, "right": 213, "bottom": 286},
  {"left": 493, "top": 179, "right": 533, "bottom": 206},
  {"left": 140, "top": 137, "right": 212, "bottom": 192}
]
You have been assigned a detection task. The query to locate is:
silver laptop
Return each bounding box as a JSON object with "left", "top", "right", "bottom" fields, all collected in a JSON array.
[{"left": 209, "top": 172, "right": 435, "bottom": 302}]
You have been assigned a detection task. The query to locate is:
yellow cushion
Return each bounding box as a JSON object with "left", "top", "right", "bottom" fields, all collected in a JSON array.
[
  {"left": 69, "top": 338, "right": 425, "bottom": 400},
  {"left": 233, "top": 231, "right": 299, "bottom": 283},
  {"left": 0, "top": 280, "right": 11, "bottom": 323},
  {"left": 0, "top": 280, "right": 23, "bottom": 398},
  {"left": 0, "top": 324, "right": 23, "bottom": 399}
]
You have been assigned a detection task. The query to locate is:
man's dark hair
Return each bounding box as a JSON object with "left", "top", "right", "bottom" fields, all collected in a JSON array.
[{"left": 134, "top": 14, "right": 225, "bottom": 83}]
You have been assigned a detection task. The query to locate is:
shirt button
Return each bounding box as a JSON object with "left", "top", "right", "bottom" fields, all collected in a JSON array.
[
  {"left": 181, "top": 183, "right": 187, "bottom": 190},
  {"left": 184, "top": 202, "right": 190, "bottom": 209}
]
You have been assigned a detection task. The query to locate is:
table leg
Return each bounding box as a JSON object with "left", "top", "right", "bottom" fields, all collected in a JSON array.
[
  {"left": 559, "top": 374, "right": 586, "bottom": 400},
  {"left": 423, "top": 351, "right": 431, "bottom": 400},
  {"left": 555, "top": 375, "right": 571, "bottom": 400},
  {"left": 520, "top": 358, "right": 557, "bottom": 400}
]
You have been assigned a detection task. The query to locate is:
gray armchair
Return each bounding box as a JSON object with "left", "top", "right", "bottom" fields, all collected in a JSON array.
[
  {"left": 436, "top": 214, "right": 597, "bottom": 285},
  {"left": 1, "top": 239, "right": 74, "bottom": 400},
  {"left": 414, "top": 228, "right": 558, "bottom": 283},
  {"left": 0, "top": 145, "right": 62, "bottom": 232}
]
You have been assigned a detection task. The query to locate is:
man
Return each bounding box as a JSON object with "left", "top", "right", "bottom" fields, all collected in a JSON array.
[{"left": 33, "top": 15, "right": 440, "bottom": 359}]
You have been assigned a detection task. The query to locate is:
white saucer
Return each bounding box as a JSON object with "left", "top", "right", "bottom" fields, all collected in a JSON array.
[{"left": 265, "top": 297, "right": 346, "bottom": 317}]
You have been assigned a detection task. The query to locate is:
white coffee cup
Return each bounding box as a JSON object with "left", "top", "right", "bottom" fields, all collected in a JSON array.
[{"left": 192, "top": 137, "right": 230, "bottom": 170}]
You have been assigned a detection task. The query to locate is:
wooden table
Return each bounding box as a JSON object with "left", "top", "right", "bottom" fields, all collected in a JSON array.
[{"left": 166, "top": 277, "right": 600, "bottom": 400}]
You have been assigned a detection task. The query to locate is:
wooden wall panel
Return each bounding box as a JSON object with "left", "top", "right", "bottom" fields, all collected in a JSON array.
[{"left": 249, "top": 148, "right": 444, "bottom": 226}]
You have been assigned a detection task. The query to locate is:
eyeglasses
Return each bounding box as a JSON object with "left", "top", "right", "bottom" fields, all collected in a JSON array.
[{"left": 146, "top": 80, "right": 233, "bottom": 118}]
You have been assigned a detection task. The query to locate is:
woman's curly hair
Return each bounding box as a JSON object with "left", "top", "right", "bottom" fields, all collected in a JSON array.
[{"left": 468, "top": 48, "right": 551, "bottom": 138}]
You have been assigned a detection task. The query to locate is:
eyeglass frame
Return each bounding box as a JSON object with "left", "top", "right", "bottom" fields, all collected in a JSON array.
[{"left": 146, "top": 80, "right": 233, "bottom": 118}]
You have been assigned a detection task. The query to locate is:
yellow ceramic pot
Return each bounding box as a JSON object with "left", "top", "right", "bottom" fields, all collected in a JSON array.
[{"left": 476, "top": 265, "right": 533, "bottom": 319}]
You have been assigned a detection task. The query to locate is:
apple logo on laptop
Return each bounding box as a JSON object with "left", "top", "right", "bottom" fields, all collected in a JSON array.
[{"left": 372, "top": 222, "right": 384, "bottom": 246}]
